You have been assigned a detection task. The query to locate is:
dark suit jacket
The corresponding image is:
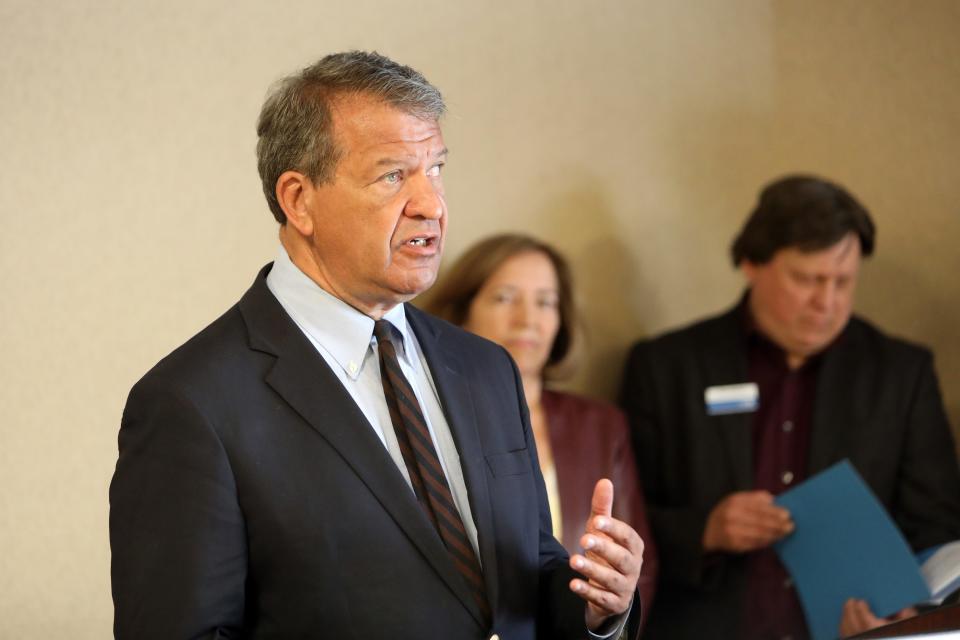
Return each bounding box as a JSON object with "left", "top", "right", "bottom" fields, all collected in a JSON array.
[
  {"left": 619, "top": 304, "right": 960, "bottom": 639},
  {"left": 110, "top": 265, "right": 641, "bottom": 640},
  {"left": 543, "top": 390, "right": 659, "bottom": 618}
]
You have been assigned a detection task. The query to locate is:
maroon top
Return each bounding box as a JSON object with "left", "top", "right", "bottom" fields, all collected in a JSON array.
[
  {"left": 741, "top": 312, "right": 826, "bottom": 640},
  {"left": 541, "top": 390, "right": 659, "bottom": 623}
]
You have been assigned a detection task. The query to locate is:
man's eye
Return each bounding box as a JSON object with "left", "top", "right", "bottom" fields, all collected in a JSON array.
[
  {"left": 383, "top": 171, "right": 402, "bottom": 184},
  {"left": 427, "top": 163, "right": 444, "bottom": 177}
]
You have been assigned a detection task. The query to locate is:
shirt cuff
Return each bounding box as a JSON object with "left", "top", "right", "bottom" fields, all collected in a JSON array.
[{"left": 587, "top": 599, "right": 632, "bottom": 639}]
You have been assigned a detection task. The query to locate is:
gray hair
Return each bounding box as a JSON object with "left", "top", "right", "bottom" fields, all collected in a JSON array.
[{"left": 256, "top": 51, "right": 446, "bottom": 223}]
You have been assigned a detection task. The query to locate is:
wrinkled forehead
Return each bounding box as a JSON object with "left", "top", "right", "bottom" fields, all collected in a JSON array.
[
  {"left": 778, "top": 232, "right": 863, "bottom": 273},
  {"left": 328, "top": 92, "right": 443, "bottom": 152}
]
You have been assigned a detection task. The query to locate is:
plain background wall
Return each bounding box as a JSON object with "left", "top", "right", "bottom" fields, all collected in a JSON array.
[{"left": 1, "top": 1, "right": 958, "bottom": 636}]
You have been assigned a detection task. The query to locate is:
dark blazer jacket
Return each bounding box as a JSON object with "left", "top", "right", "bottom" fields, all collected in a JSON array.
[
  {"left": 110, "top": 265, "right": 640, "bottom": 640},
  {"left": 619, "top": 304, "right": 960, "bottom": 639},
  {"left": 543, "top": 390, "right": 659, "bottom": 618}
]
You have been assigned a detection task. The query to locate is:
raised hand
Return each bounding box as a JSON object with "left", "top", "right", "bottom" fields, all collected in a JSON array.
[{"left": 568, "top": 479, "right": 645, "bottom": 631}]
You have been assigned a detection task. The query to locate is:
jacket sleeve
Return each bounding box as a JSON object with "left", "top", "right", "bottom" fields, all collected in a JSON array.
[
  {"left": 109, "top": 377, "right": 247, "bottom": 640},
  {"left": 619, "top": 341, "right": 725, "bottom": 592},
  {"left": 892, "top": 349, "right": 960, "bottom": 550}
]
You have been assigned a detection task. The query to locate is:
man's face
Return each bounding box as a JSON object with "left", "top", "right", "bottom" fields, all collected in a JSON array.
[
  {"left": 742, "top": 233, "right": 862, "bottom": 364},
  {"left": 298, "top": 93, "right": 447, "bottom": 315}
]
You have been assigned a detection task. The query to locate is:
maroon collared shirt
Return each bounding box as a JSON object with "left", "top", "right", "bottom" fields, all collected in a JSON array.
[{"left": 740, "top": 307, "right": 827, "bottom": 640}]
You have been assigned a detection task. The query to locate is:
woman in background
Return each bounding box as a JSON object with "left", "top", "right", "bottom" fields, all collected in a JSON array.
[{"left": 424, "top": 233, "right": 658, "bottom": 618}]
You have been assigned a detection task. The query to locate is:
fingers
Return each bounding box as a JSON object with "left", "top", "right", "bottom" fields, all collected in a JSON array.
[
  {"left": 734, "top": 491, "right": 792, "bottom": 524},
  {"left": 839, "top": 599, "right": 919, "bottom": 638},
  {"left": 569, "top": 574, "right": 632, "bottom": 620},
  {"left": 570, "top": 522, "right": 644, "bottom": 617},
  {"left": 569, "top": 541, "right": 638, "bottom": 621},
  {"left": 584, "top": 516, "right": 644, "bottom": 571},
  {"left": 574, "top": 480, "right": 643, "bottom": 631},
  {"left": 717, "top": 523, "right": 780, "bottom": 552},
  {"left": 589, "top": 478, "right": 614, "bottom": 520},
  {"left": 839, "top": 598, "right": 884, "bottom": 638},
  {"left": 581, "top": 531, "right": 643, "bottom": 577},
  {"left": 729, "top": 506, "right": 793, "bottom": 539},
  {"left": 570, "top": 552, "right": 632, "bottom": 599},
  {"left": 891, "top": 607, "right": 918, "bottom": 621},
  {"left": 703, "top": 491, "right": 795, "bottom": 552}
]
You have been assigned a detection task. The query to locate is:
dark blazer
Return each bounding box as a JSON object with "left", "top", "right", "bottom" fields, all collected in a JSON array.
[
  {"left": 110, "top": 265, "right": 641, "bottom": 640},
  {"left": 543, "top": 390, "right": 659, "bottom": 618},
  {"left": 619, "top": 304, "right": 960, "bottom": 639}
]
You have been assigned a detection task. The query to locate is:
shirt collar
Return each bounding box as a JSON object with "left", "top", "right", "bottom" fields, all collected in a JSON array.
[{"left": 266, "top": 246, "right": 416, "bottom": 380}]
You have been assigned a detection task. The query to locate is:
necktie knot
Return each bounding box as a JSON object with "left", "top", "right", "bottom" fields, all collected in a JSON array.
[{"left": 373, "top": 319, "right": 394, "bottom": 346}]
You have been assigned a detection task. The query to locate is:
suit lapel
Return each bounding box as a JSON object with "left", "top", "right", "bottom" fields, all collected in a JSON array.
[
  {"left": 238, "top": 268, "right": 485, "bottom": 625},
  {"left": 698, "top": 309, "right": 754, "bottom": 491},
  {"left": 807, "top": 326, "right": 856, "bottom": 475},
  {"left": 407, "top": 307, "right": 501, "bottom": 620}
]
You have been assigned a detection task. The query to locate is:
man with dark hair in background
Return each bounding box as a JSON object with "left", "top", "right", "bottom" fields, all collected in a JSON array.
[
  {"left": 110, "top": 51, "right": 643, "bottom": 639},
  {"left": 620, "top": 174, "right": 960, "bottom": 639}
]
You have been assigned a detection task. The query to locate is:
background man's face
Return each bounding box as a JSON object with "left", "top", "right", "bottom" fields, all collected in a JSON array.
[
  {"left": 742, "top": 233, "right": 862, "bottom": 363},
  {"left": 301, "top": 93, "right": 448, "bottom": 313}
]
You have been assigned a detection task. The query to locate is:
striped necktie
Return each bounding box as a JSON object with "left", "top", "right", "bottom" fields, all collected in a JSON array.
[{"left": 373, "top": 320, "right": 491, "bottom": 624}]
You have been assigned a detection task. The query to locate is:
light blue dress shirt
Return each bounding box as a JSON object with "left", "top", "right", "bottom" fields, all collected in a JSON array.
[{"left": 266, "top": 245, "right": 480, "bottom": 557}]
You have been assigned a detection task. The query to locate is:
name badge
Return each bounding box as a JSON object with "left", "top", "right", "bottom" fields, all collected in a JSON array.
[{"left": 705, "top": 383, "right": 759, "bottom": 416}]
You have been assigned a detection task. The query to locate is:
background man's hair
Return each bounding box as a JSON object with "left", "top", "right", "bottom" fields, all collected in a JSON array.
[
  {"left": 256, "top": 51, "right": 446, "bottom": 224},
  {"left": 730, "top": 174, "right": 876, "bottom": 266}
]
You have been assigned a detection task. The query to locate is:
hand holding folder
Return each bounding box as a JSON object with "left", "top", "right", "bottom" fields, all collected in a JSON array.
[{"left": 773, "top": 460, "right": 931, "bottom": 640}]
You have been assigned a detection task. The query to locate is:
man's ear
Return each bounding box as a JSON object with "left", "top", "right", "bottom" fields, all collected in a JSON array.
[
  {"left": 740, "top": 259, "right": 758, "bottom": 285},
  {"left": 276, "top": 170, "right": 315, "bottom": 236}
]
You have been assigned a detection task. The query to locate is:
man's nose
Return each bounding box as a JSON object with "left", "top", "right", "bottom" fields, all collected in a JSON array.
[
  {"left": 811, "top": 281, "right": 836, "bottom": 310},
  {"left": 404, "top": 174, "right": 444, "bottom": 219}
]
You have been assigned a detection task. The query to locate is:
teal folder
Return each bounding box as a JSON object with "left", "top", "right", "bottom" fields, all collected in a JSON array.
[{"left": 773, "top": 460, "right": 930, "bottom": 640}]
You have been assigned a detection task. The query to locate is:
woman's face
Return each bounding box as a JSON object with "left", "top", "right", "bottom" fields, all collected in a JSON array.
[{"left": 463, "top": 250, "right": 561, "bottom": 379}]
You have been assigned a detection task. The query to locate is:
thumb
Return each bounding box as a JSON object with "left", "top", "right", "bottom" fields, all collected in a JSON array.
[{"left": 590, "top": 478, "right": 614, "bottom": 519}]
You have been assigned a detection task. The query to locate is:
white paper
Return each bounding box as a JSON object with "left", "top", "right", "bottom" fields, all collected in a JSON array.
[{"left": 921, "top": 540, "right": 960, "bottom": 604}]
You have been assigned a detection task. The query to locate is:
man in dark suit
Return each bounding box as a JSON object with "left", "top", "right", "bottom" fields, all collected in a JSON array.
[
  {"left": 620, "top": 175, "right": 960, "bottom": 639},
  {"left": 109, "top": 51, "right": 643, "bottom": 640}
]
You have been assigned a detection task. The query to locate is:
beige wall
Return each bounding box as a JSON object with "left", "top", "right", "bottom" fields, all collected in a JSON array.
[{"left": 1, "top": 1, "right": 958, "bottom": 636}]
